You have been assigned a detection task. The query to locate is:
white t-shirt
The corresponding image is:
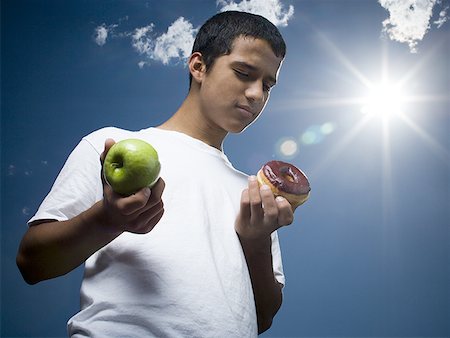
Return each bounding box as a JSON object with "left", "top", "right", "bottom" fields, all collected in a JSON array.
[{"left": 29, "top": 127, "right": 285, "bottom": 338}]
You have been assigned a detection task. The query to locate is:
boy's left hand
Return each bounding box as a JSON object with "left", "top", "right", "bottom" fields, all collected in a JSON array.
[{"left": 235, "top": 175, "right": 294, "bottom": 241}]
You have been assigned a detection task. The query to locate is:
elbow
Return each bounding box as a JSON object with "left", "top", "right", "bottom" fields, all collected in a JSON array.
[
  {"left": 257, "top": 316, "right": 274, "bottom": 334},
  {"left": 16, "top": 250, "right": 42, "bottom": 285},
  {"left": 16, "top": 254, "right": 36, "bottom": 285},
  {"left": 16, "top": 225, "right": 48, "bottom": 285},
  {"left": 257, "top": 305, "right": 279, "bottom": 334},
  {"left": 257, "top": 287, "right": 282, "bottom": 334}
]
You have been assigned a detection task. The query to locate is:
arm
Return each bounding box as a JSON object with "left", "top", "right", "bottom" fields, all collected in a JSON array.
[
  {"left": 235, "top": 175, "right": 293, "bottom": 334},
  {"left": 16, "top": 139, "right": 165, "bottom": 284}
]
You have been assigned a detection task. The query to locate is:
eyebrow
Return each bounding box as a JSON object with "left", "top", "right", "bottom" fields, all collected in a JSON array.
[{"left": 231, "top": 61, "right": 277, "bottom": 86}]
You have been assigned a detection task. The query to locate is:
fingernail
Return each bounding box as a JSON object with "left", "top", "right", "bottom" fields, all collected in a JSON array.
[
  {"left": 248, "top": 175, "right": 257, "bottom": 182},
  {"left": 275, "top": 196, "right": 285, "bottom": 203},
  {"left": 144, "top": 187, "right": 151, "bottom": 197},
  {"left": 260, "top": 184, "right": 271, "bottom": 191}
]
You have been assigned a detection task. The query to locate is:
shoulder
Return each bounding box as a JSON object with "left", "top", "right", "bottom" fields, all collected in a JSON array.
[
  {"left": 81, "top": 127, "right": 138, "bottom": 154},
  {"left": 222, "top": 155, "right": 250, "bottom": 183},
  {"left": 228, "top": 165, "right": 249, "bottom": 186},
  {"left": 83, "top": 126, "right": 135, "bottom": 143}
]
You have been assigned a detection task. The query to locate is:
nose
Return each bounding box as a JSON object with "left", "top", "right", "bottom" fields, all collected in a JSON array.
[{"left": 245, "top": 81, "right": 265, "bottom": 104}]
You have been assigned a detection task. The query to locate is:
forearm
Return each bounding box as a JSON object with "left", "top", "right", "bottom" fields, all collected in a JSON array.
[
  {"left": 16, "top": 201, "right": 121, "bottom": 284},
  {"left": 240, "top": 235, "right": 283, "bottom": 334}
]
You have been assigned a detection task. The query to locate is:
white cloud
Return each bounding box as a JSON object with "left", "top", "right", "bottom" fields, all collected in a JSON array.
[
  {"left": 94, "top": 23, "right": 121, "bottom": 46},
  {"left": 95, "top": 0, "right": 294, "bottom": 67},
  {"left": 132, "top": 17, "right": 197, "bottom": 66},
  {"left": 22, "top": 207, "right": 30, "bottom": 216},
  {"left": 379, "top": 0, "right": 448, "bottom": 53},
  {"left": 132, "top": 24, "right": 155, "bottom": 55},
  {"left": 94, "top": 25, "right": 109, "bottom": 46},
  {"left": 8, "top": 164, "right": 15, "bottom": 176},
  {"left": 217, "top": 0, "right": 294, "bottom": 27},
  {"left": 153, "top": 17, "right": 197, "bottom": 65},
  {"left": 434, "top": 5, "right": 449, "bottom": 28}
]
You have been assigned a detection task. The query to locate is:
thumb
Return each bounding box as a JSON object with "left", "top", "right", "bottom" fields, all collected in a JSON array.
[
  {"left": 100, "top": 138, "right": 116, "bottom": 187},
  {"left": 100, "top": 138, "right": 116, "bottom": 164}
]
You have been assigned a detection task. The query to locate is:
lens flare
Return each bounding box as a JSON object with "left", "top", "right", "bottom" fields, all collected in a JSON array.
[
  {"left": 276, "top": 137, "right": 298, "bottom": 159},
  {"left": 280, "top": 139, "right": 298, "bottom": 156},
  {"left": 320, "top": 122, "right": 336, "bottom": 135},
  {"left": 300, "top": 124, "right": 330, "bottom": 145}
]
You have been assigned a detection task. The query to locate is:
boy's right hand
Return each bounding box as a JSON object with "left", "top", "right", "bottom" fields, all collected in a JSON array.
[{"left": 99, "top": 138, "right": 165, "bottom": 235}]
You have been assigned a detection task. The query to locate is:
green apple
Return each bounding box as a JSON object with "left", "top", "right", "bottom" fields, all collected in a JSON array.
[{"left": 103, "top": 138, "right": 161, "bottom": 196}]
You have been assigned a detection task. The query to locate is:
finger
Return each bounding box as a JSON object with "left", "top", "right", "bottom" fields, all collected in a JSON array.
[
  {"left": 137, "top": 192, "right": 165, "bottom": 216},
  {"left": 130, "top": 178, "right": 165, "bottom": 215},
  {"left": 117, "top": 187, "right": 151, "bottom": 215},
  {"left": 100, "top": 138, "right": 116, "bottom": 163},
  {"left": 239, "top": 188, "right": 251, "bottom": 222},
  {"left": 149, "top": 177, "right": 165, "bottom": 202},
  {"left": 131, "top": 206, "right": 165, "bottom": 234},
  {"left": 259, "top": 184, "right": 278, "bottom": 225},
  {"left": 146, "top": 208, "right": 165, "bottom": 232},
  {"left": 248, "top": 176, "right": 263, "bottom": 222},
  {"left": 136, "top": 200, "right": 164, "bottom": 225},
  {"left": 276, "top": 196, "right": 294, "bottom": 226}
]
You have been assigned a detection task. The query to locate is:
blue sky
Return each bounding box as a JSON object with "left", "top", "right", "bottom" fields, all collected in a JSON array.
[{"left": 2, "top": 0, "right": 449, "bottom": 337}]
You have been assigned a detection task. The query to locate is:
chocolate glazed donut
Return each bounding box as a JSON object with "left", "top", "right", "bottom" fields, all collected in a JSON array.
[{"left": 257, "top": 160, "right": 311, "bottom": 210}]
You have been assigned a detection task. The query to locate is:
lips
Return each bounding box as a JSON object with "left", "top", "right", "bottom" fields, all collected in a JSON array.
[{"left": 237, "top": 104, "right": 255, "bottom": 117}]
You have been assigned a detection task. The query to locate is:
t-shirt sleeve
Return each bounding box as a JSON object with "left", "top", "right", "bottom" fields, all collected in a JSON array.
[
  {"left": 271, "top": 230, "right": 285, "bottom": 287},
  {"left": 28, "top": 139, "right": 103, "bottom": 225}
]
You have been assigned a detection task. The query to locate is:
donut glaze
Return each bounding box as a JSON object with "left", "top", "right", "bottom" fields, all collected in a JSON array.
[
  {"left": 262, "top": 161, "right": 310, "bottom": 195},
  {"left": 257, "top": 160, "right": 310, "bottom": 209}
]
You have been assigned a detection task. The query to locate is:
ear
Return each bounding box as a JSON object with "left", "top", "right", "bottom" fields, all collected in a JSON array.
[{"left": 188, "top": 52, "right": 206, "bottom": 84}]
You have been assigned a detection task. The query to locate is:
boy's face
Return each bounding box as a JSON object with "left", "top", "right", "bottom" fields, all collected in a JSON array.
[{"left": 197, "top": 36, "right": 283, "bottom": 134}]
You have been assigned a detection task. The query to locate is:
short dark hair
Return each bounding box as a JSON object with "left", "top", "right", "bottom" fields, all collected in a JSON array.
[{"left": 189, "top": 11, "right": 286, "bottom": 85}]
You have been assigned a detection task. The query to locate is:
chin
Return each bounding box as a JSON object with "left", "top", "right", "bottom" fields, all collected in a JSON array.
[
  {"left": 239, "top": 119, "right": 259, "bottom": 133},
  {"left": 228, "top": 117, "right": 260, "bottom": 134},
  {"left": 228, "top": 123, "right": 251, "bottom": 134}
]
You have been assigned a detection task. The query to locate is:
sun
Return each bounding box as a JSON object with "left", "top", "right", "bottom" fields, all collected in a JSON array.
[
  {"left": 361, "top": 81, "right": 405, "bottom": 119},
  {"left": 290, "top": 32, "right": 449, "bottom": 185}
]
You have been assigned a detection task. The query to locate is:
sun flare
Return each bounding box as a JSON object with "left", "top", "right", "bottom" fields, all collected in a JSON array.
[{"left": 361, "top": 82, "right": 405, "bottom": 119}]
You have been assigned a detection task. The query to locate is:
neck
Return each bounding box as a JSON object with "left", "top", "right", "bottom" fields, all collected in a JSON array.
[{"left": 157, "top": 92, "right": 227, "bottom": 151}]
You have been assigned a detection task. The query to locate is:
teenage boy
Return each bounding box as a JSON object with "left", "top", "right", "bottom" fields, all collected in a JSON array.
[{"left": 17, "top": 11, "right": 294, "bottom": 337}]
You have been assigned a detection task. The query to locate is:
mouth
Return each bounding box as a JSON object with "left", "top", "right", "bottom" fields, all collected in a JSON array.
[{"left": 236, "top": 104, "right": 255, "bottom": 118}]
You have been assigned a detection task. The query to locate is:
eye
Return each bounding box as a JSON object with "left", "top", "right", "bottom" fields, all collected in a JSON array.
[{"left": 234, "top": 69, "right": 249, "bottom": 78}]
